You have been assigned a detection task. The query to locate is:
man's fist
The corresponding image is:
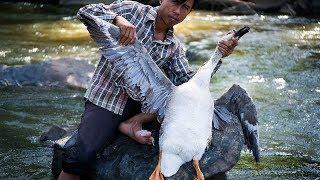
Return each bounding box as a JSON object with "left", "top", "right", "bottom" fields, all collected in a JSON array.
[
  {"left": 113, "top": 16, "right": 137, "bottom": 45},
  {"left": 217, "top": 32, "right": 238, "bottom": 58}
]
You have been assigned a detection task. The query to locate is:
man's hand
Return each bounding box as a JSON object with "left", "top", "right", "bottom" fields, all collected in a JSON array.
[
  {"left": 113, "top": 15, "right": 137, "bottom": 45},
  {"left": 217, "top": 33, "right": 238, "bottom": 58}
]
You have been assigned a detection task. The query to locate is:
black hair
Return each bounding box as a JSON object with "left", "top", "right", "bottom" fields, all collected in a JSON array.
[{"left": 174, "top": 0, "right": 199, "bottom": 9}]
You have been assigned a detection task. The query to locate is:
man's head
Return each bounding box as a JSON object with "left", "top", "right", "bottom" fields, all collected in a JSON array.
[{"left": 157, "top": 0, "right": 198, "bottom": 28}]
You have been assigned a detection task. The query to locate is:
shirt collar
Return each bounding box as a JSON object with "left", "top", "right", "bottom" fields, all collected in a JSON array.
[
  {"left": 145, "top": 6, "right": 158, "bottom": 22},
  {"left": 146, "top": 6, "right": 175, "bottom": 45}
]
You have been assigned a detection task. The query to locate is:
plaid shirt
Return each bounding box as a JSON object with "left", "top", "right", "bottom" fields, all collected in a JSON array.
[{"left": 78, "top": 1, "right": 221, "bottom": 115}]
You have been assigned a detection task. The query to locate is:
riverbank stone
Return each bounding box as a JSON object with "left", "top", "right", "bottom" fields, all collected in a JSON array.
[
  {"left": 51, "top": 112, "right": 245, "bottom": 179},
  {"left": 40, "top": 125, "right": 67, "bottom": 142}
]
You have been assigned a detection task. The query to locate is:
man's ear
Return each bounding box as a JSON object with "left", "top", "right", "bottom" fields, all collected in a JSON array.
[{"left": 159, "top": 0, "right": 162, "bottom": 4}]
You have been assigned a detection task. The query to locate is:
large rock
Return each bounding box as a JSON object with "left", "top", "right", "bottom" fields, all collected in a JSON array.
[
  {"left": 197, "top": 0, "right": 318, "bottom": 16},
  {"left": 313, "top": 0, "right": 320, "bottom": 15},
  {"left": 40, "top": 125, "right": 67, "bottom": 143},
  {"left": 51, "top": 112, "right": 244, "bottom": 179},
  {"left": 0, "top": 58, "right": 94, "bottom": 89},
  {"left": 221, "top": 3, "right": 257, "bottom": 15}
]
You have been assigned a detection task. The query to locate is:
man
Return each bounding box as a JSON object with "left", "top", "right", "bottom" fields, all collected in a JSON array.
[{"left": 58, "top": 0, "right": 238, "bottom": 179}]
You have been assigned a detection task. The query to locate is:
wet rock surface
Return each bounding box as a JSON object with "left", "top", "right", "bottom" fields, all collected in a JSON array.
[
  {"left": 221, "top": 3, "right": 257, "bottom": 15},
  {"left": 51, "top": 117, "right": 244, "bottom": 179},
  {"left": 0, "top": 58, "right": 94, "bottom": 89},
  {"left": 197, "top": 0, "right": 317, "bottom": 16}
]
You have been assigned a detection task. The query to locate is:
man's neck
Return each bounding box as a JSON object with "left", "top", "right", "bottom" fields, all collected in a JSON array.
[{"left": 154, "top": 15, "right": 170, "bottom": 41}]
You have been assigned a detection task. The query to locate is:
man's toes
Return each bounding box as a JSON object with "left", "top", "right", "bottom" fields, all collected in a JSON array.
[
  {"left": 134, "top": 130, "right": 155, "bottom": 145},
  {"left": 137, "top": 130, "right": 151, "bottom": 137},
  {"left": 147, "top": 137, "right": 155, "bottom": 145},
  {"left": 146, "top": 137, "right": 152, "bottom": 145}
]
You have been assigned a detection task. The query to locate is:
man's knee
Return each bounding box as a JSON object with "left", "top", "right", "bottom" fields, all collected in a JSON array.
[
  {"left": 71, "top": 141, "right": 96, "bottom": 163},
  {"left": 73, "top": 139, "right": 99, "bottom": 164},
  {"left": 61, "top": 135, "right": 98, "bottom": 174}
]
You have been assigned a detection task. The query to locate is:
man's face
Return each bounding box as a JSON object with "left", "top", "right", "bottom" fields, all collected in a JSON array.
[{"left": 158, "top": 0, "right": 194, "bottom": 27}]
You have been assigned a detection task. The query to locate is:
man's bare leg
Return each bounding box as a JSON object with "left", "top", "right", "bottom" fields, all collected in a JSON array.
[
  {"left": 58, "top": 171, "right": 80, "bottom": 180},
  {"left": 118, "top": 113, "right": 156, "bottom": 145}
]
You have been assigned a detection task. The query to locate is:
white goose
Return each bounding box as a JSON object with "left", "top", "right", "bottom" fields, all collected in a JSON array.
[{"left": 77, "top": 10, "right": 258, "bottom": 180}]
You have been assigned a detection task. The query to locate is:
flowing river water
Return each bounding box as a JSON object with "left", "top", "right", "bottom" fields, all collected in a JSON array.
[{"left": 0, "top": 2, "right": 319, "bottom": 179}]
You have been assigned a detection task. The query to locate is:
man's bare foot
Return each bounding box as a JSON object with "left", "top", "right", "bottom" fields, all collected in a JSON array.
[{"left": 118, "top": 113, "right": 155, "bottom": 145}]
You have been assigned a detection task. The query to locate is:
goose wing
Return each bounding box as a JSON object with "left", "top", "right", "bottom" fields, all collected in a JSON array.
[
  {"left": 214, "top": 84, "right": 260, "bottom": 162},
  {"left": 77, "top": 9, "right": 175, "bottom": 120},
  {"left": 239, "top": 105, "right": 260, "bottom": 162}
]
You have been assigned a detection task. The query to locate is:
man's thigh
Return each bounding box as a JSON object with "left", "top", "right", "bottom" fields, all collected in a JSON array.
[
  {"left": 62, "top": 98, "right": 142, "bottom": 174},
  {"left": 78, "top": 98, "right": 142, "bottom": 151}
]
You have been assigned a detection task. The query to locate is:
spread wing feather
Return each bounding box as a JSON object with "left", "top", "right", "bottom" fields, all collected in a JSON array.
[{"left": 77, "top": 9, "right": 175, "bottom": 120}]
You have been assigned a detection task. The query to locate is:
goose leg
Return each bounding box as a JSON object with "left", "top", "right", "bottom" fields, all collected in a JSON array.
[
  {"left": 193, "top": 160, "right": 204, "bottom": 180},
  {"left": 149, "top": 151, "right": 164, "bottom": 180}
]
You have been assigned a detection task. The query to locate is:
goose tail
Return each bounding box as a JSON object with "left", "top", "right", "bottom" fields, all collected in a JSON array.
[{"left": 160, "top": 153, "right": 184, "bottom": 177}]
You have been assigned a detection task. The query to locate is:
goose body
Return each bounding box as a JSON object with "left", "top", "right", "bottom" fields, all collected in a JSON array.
[{"left": 159, "top": 59, "right": 217, "bottom": 176}]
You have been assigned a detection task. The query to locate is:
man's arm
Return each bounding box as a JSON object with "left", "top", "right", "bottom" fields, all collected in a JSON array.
[
  {"left": 77, "top": 1, "right": 134, "bottom": 23},
  {"left": 77, "top": 1, "right": 139, "bottom": 45},
  {"left": 165, "top": 32, "right": 240, "bottom": 85}
]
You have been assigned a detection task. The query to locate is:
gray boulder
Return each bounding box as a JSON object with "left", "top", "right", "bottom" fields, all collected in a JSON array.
[
  {"left": 40, "top": 125, "right": 67, "bottom": 142},
  {"left": 198, "top": 0, "right": 318, "bottom": 16},
  {"left": 221, "top": 3, "right": 257, "bottom": 15},
  {"left": 0, "top": 58, "right": 94, "bottom": 89},
  {"left": 51, "top": 117, "right": 243, "bottom": 179},
  {"left": 279, "top": 3, "right": 297, "bottom": 16}
]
